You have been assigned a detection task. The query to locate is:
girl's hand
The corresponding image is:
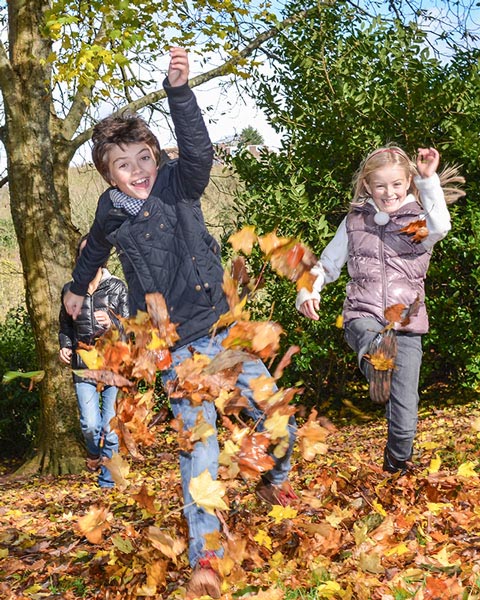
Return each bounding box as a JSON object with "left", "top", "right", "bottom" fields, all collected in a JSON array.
[
  {"left": 168, "top": 47, "right": 189, "bottom": 87},
  {"left": 94, "top": 310, "right": 111, "bottom": 329},
  {"left": 59, "top": 347, "right": 72, "bottom": 365},
  {"left": 417, "top": 147, "right": 440, "bottom": 178},
  {"left": 299, "top": 298, "right": 320, "bottom": 321}
]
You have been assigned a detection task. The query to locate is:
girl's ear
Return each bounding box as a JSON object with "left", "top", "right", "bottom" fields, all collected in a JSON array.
[{"left": 363, "top": 179, "right": 371, "bottom": 196}]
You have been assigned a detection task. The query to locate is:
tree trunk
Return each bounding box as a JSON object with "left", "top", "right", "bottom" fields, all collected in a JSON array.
[{"left": 4, "top": 0, "right": 85, "bottom": 474}]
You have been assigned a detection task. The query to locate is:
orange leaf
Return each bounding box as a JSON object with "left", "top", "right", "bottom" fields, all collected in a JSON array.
[
  {"left": 228, "top": 225, "right": 257, "bottom": 254},
  {"left": 76, "top": 506, "right": 112, "bottom": 544},
  {"left": 400, "top": 218, "right": 428, "bottom": 242}
]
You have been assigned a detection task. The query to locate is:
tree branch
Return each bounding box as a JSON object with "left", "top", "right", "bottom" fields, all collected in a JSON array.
[
  {"left": 61, "top": 16, "right": 108, "bottom": 140},
  {"left": 70, "top": 7, "right": 320, "bottom": 151}
]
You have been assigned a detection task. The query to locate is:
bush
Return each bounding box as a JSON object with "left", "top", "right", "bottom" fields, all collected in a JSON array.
[{"left": 0, "top": 306, "right": 39, "bottom": 458}]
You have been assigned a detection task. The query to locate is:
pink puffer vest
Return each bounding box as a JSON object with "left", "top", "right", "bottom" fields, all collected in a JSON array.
[{"left": 344, "top": 201, "right": 431, "bottom": 334}]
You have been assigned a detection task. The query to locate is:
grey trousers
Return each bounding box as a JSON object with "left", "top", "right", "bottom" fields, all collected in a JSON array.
[{"left": 344, "top": 317, "right": 423, "bottom": 463}]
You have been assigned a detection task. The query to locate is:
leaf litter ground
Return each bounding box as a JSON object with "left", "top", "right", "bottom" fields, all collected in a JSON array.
[{"left": 1, "top": 389, "right": 480, "bottom": 600}]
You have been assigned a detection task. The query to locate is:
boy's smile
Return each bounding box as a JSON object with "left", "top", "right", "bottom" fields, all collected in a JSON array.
[
  {"left": 364, "top": 165, "right": 412, "bottom": 214},
  {"left": 108, "top": 142, "right": 158, "bottom": 200}
]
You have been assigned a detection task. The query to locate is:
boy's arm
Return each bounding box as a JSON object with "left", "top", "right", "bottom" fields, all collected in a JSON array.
[
  {"left": 65, "top": 198, "right": 113, "bottom": 318},
  {"left": 164, "top": 49, "right": 214, "bottom": 200}
]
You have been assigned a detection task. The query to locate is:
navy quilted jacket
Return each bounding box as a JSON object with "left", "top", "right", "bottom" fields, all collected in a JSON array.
[{"left": 70, "top": 80, "right": 229, "bottom": 348}]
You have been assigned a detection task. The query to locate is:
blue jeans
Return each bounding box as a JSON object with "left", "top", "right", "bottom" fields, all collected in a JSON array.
[
  {"left": 161, "top": 327, "right": 297, "bottom": 567},
  {"left": 75, "top": 381, "right": 119, "bottom": 488},
  {"left": 344, "top": 317, "right": 422, "bottom": 463}
]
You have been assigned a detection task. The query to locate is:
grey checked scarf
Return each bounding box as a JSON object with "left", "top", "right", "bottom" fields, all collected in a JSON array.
[{"left": 110, "top": 188, "right": 145, "bottom": 216}]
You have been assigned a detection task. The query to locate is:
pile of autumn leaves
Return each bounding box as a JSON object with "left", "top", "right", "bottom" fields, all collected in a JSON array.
[{"left": 75, "top": 227, "right": 332, "bottom": 595}]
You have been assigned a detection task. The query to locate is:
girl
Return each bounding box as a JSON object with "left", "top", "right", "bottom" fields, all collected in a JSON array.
[
  {"left": 59, "top": 235, "right": 129, "bottom": 488},
  {"left": 297, "top": 146, "right": 464, "bottom": 474}
]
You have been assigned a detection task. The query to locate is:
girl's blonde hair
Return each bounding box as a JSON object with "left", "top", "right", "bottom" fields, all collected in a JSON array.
[{"left": 351, "top": 144, "right": 465, "bottom": 208}]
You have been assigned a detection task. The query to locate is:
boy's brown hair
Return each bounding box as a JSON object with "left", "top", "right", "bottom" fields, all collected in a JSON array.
[{"left": 91, "top": 113, "right": 162, "bottom": 184}]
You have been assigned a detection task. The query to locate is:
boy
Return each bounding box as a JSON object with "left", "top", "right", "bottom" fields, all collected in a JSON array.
[{"left": 64, "top": 48, "right": 297, "bottom": 598}]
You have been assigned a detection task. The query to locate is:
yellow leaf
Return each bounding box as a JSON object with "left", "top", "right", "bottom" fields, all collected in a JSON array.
[
  {"left": 335, "top": 314, "right": 343, "bottom": 328},
  {"left": 428, "top": 455, "right": 442, "bottom": 474},
  {"left": 189, "top": 470, "right": 228, "bottom": 514},
  {"left": 254, "top": 529, "right": 272, "bottom": 550},
  {"left": 268, "top": 505, "right": 298, "bottom": 523},
  {"left": 384, "top": 542, "right": 411, "bottom": 556},
  {"left": 146, "top": 330, "right": 168, "bottom": 350},
  {"left": 263, "top": 412, "right": 290, "bottom": 441},
  {"left": 372, "top": 500, "right": 387, "bottom": 517},
  {"left": 77, "top": 347, "right": 104, "bottom": 370},
  {"left": 457, "top": 461, "right": 479, "bottom": 478},
  {"left": 316, "top": 581, "right": 343, "bottom": 598},
  {"left": 426, "top": 502, "right": 453, "bottom": 515},
  {"left": 433, "top": 546, "right": 460, "bottom": 567},
  {"left": 471, "top": 416, "right": 480, "bottom": 431},
  {"left": 228, "top": 225, "right": 257, "bottom": 254}
]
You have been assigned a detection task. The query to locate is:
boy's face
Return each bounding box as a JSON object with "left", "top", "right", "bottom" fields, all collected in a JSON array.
[{"left": 108, "top": 142, "right": 158, "bottom": 200}]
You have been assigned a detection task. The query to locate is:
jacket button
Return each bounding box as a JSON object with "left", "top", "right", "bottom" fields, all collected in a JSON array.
[
  {"left": 160, "top": 223, "right": 165, "bottom": 229},
  {"left": 212, "top": 306, "right": 216, "bottom": 310},
  {"left": 143, "top": 211, "right": 149, "bottom": 217},
  {"left": 204, "top": 282, "right": 209, "bottom": 289},
  {"left": 145, "top": 233, "right": 151, "bottom": 239},
  {"left": 192, "top": 256, "right": 196, "bottom": 261},
  {"left": 195, "top": 285, "right": 201, "bottom": 291}
]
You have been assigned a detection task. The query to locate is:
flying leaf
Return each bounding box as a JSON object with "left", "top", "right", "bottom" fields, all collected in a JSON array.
[
  {"left": 2, "top": 370, "right": 45, "bottom": 391},
  {"left": 77, "top": 346, "right": 104, "bottom": 370},
  {"left": 189, "top": 470, "right": 229, "bottom": 514},
  {"left": 147, "top": 527, "right": 186, "bottom": 561},
  {"left": 400, "top": 218, "right": 428, "bottom": 242},
  {"left": 228, "top": 225, "right": 257, "bottom": 254},
  {"left": 76, "top": 506, "right": 112, "bottom": 544},
  {"left": 384, "top": 295, "right": 420, "bottom": 327},
  {"left": 74, "top": 369, "right": 134, "bottom": 388},
  {"left": 145, "top": 292, "right": 179, "bottom": 347},
  {"left": 103, "top": 452, "right": 130, "bottom": 491}
]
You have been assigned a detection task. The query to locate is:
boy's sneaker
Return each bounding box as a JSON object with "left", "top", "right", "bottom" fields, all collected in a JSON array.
[
  {"left": 365, "top": 330, "right": 398, "bottom": 405},
  {"left": 186, "top": 556, "right": 222, "bottom": 599},
  {"left": 255, "top": 479, "right": 298, "bottom": 506}
]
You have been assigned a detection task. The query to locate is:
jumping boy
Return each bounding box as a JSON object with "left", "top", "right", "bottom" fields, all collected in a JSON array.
[{"left": 63, "top": 47, "right": 297, "bottom": 598}]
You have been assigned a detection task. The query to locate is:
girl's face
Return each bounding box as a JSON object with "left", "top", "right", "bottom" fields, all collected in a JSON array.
[
  {"left": 364, "top": 165, "right": 412, "bottom": 214},
  {"left": 107, "top": 142, "right": 158, "bottom": 200}
]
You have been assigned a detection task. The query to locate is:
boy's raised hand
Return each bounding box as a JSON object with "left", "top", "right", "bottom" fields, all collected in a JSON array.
[
  {"left": 417, "top": 147, "right": 440, "bottom": 179},
  {"left": 168, "top": 47, "right": 189, "bottom": 87}
]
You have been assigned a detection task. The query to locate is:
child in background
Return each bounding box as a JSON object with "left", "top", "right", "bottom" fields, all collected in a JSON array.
[
  {"left": 297, "top": 146, "right": 464, "bottom": 475},
  {"left": 59, "top": 234, "right": 129, "bottom": 488},
  {"left": 63, "top": 48, "right": 297, "bottom": 599}
]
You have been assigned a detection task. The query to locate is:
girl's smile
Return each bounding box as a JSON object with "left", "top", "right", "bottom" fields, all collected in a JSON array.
[{"left": 364, "top": 165, "right": 412, "bottom": 214}]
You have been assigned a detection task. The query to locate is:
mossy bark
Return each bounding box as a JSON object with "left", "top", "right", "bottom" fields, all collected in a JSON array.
[{"left": 3, "top": 0, "right": 85, "bottom": 474}]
